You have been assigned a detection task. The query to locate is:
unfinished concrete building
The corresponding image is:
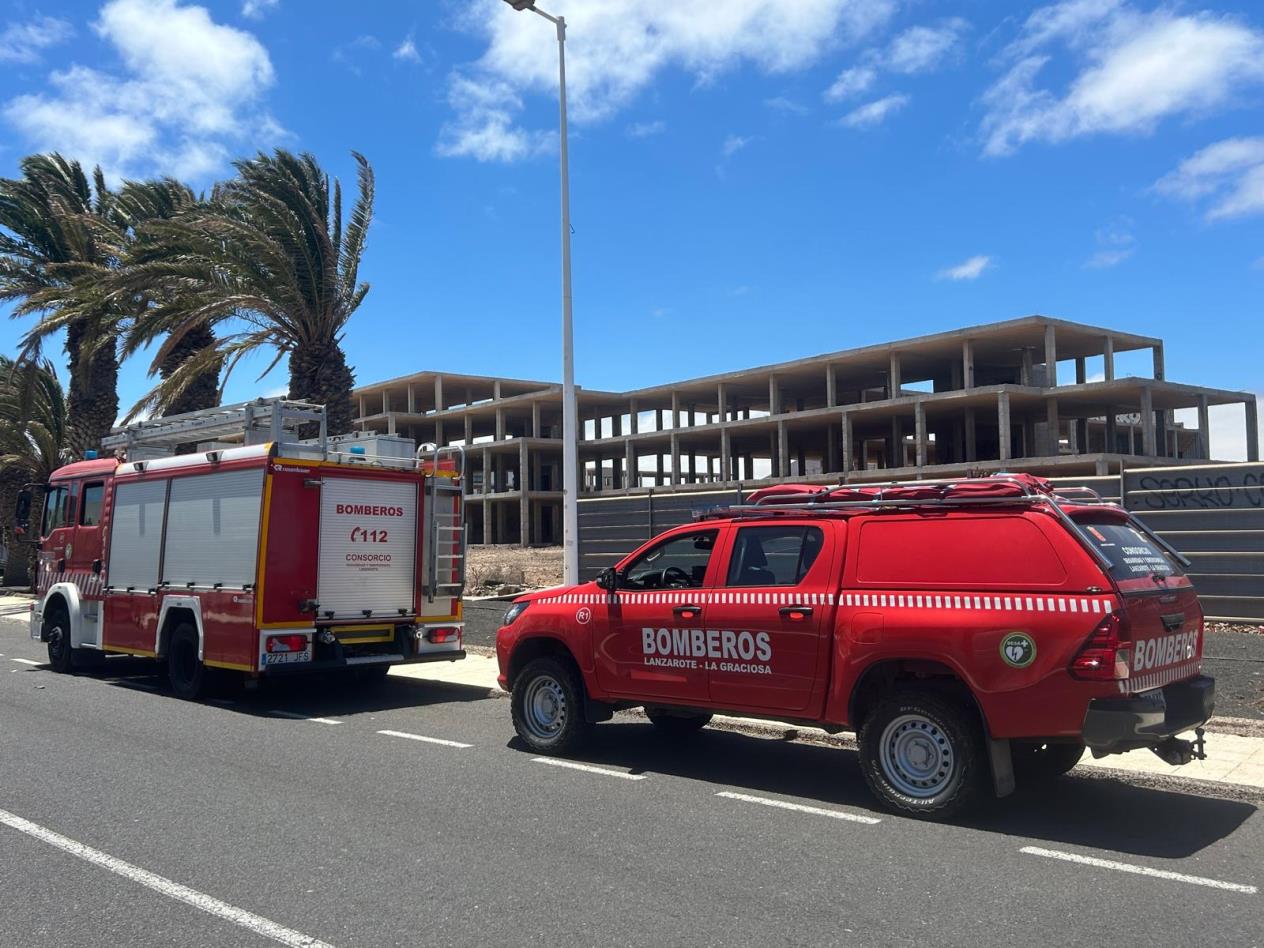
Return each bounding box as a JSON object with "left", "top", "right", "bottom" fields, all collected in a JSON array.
[{"left": 354, "top": 316, "right": 1259, "bottom": 545}]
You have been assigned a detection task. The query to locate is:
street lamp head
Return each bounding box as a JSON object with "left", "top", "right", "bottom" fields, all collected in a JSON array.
[{"left": 503, "top": 0, "right": 536, "bottom": 9}]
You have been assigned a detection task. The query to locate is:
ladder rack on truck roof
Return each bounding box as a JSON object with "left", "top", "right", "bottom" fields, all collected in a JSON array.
[
  {"left": 695, "top": 473, "right": 1191, "bottom": 571},
  {"left": 102, "top": 398, "right": 328, "bottom": 459}
]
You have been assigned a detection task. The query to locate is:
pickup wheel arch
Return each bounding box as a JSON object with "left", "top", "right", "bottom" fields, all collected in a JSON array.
[
  {"left": 848, "top": 658, "right": 991, "bottom": 738},
  {"left": 506, "top": 636, "right": 581, "bottom": 691}
]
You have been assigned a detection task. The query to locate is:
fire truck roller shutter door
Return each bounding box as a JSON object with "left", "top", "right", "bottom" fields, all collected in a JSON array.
[
  {"left": 162, "top": 469, "right": 265, "bottom": 588},
  {"left": 318, "top": 477, "right": 418, "bottom": 619},
  {"left": 107, "top": 480, "right": 167, "bottom": 590}
]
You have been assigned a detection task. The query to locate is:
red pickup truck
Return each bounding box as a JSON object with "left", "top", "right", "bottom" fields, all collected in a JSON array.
[{"left": 496, "top": 474, "right": 1213, "bottom": 818}]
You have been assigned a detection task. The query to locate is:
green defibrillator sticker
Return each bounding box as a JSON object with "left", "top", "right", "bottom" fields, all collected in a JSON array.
[{"left": 999, "top": 632, "right": 1037, "bottom": 669}]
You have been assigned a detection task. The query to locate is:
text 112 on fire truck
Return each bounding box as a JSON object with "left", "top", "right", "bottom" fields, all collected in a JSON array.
[{"left": 14, "top": 399, "right": 467, "bottom": 698}]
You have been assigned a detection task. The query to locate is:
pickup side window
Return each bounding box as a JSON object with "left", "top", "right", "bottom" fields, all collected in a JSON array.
[
  {"left": 726, "top": 526, "right": 824, "bottom": 587},
  {"left": 622, "top": 529, "right": 718, "bottom": 590},
  {"left": 79, "top": 483, "right": 105, "bottom": 527},
  {"left": 41, "top": 485, "right": 70, "bottom": 536}
]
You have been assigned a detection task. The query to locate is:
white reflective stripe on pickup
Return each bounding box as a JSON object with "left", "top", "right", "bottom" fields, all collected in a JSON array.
[{"left": 533, "top": 590, "right": 1117, "bottom": 613}]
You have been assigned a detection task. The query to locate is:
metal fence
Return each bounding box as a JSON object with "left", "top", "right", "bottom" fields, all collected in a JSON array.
[{"left": 576, "top": 464, "right": 1264, "bottom": 621}]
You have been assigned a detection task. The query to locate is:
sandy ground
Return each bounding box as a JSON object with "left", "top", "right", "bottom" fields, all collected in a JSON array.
[{"left": 466, "top": 545, "right": 564, "bottom": 593}]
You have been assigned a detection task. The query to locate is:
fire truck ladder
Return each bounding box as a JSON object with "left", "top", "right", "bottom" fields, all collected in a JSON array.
[
  {"left": 102, "top": 398, "right": 328, "bottom": 457},
  {"left": 421, "top": 444, "right": 467, "bottom": 603}
]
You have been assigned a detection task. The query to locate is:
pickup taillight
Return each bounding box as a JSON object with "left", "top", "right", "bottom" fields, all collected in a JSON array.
[{"left": 1069, "top": 613, "right": 1131, "bottom": 681}]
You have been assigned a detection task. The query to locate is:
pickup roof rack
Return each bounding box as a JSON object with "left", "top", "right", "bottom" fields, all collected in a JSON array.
[{"left": 695, "top": 473, "right": 1191, "bottom": 571}]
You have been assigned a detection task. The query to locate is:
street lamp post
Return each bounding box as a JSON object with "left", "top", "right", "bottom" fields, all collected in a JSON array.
[{"left": 502, "top": 0, "right": 579, "bottom": 585}]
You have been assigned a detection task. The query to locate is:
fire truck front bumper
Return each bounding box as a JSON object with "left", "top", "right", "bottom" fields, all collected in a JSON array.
[{"left": 1081, "top": 675, "right": 1215, "bottom": 757}]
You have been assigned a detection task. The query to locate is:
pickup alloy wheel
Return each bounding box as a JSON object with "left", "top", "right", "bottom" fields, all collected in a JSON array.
[
  {"left": 512, "top": 657, "right": 587, "bottom": 754},
  {"left": 858, "top": 690, "right": 984, "bottom": 819}
]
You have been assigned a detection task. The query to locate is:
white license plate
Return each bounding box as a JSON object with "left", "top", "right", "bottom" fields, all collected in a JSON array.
[{"left": 263, "top": 648, "right": 312, "bottom": 666}]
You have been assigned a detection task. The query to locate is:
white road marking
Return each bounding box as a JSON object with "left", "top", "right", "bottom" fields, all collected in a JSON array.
[
  {"left": 1020, "top": 847, "right": 1257, "bottom": 894},
  {"left": 531, "top": 757, "right": 646, "bottom": 780},
  {"left": 377, "top": 729, "right": 471, "bottom": 748},
  {"left": 267, "top": 710, "right": 343, "bottom": 725},
  {"left": 0, "top": 806, "right": 335, "bottom": 948},
  {"left": 715, "top": 791, "right": 881, "bottom": 825},
  {"left": 10, "top": 658, "right": 40, "bottom": 666}
]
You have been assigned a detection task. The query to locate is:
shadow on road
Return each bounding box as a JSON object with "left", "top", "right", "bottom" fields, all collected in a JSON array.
[{"left": 521, "top": 720, "right": 1257, "bottom": 859}]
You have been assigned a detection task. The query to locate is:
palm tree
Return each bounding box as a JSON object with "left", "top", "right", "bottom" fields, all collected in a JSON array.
[
  {"left": 0, "top": 356, "right": 68, "bottom": 587},
  {"left": 0, "top": 154, "right": 119, "bottom": 452},
  {"left": 120, "top": 149, "right": 374, "bottom": 433}
]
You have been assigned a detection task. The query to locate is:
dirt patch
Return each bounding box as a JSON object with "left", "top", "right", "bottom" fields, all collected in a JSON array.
[
  {"left": 1207, "top": 622, "right": 1264, "bottom": 636},
  {"left": 466, "top": 545, "right": 564, "bottom": 595}
]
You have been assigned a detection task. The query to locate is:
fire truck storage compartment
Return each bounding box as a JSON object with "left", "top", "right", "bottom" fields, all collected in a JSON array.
[
  {"left": 161, "top": 469, "right": 265, "bottom": 587},
  {"left": 107, "top": 479, "right": 167, "bottom": 589},
  {"left": 317, "top": 475, "right": 418, "bottom": 619}
]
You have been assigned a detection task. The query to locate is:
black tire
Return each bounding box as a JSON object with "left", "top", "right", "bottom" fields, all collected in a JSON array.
[
  {"left": 44, "top": 603, "right": 73, "bottom": 674},
  {"left": 166, "top": 623, "right": 206, "bottom": 700},
  {"left": 511, "top": 657, "right": 588, "bottom": 754},
  {"left": 646, "top": 709, "right": 713, "bottom": 736},
  {"left": 1012, "top": 741, "right": 1085, "bottom": 781},
  {"left": 857, "top": 689, "right": 986, "bottom": 820}
]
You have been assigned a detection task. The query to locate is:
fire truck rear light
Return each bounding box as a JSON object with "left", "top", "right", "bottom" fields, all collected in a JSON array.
[
  {"left": 1069, "top": 614, "right": 1130, "bottom": 681},
  {"left": 266, "top": 634, "right": 309, "bottom": 653},
  {"left": 425, "top": 626, "right": 460, "bottom": 644}
]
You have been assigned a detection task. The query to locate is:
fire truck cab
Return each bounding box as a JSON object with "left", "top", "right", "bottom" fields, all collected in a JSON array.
[
  {"left": 497, "top": 474, "right": 1215, "bottom": 818},
  {"left": 21, "top": 399, "right": 466, "bottom": 698}
]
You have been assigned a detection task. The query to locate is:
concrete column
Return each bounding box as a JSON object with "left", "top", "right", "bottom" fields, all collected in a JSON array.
[
  {"left": 482, "top": 447, "right": 492, "bottom": 493},
  {"left": 914, "top": 402, "right": 927, "bottom": 468},
  {"left": 777, "top": 421, "right": 789, "bottom": 478},
  {"left": 358, "top": 394, "right": 367, "bottom": 419},
  {"left": 483, "top": 498, "right": 493, "bottom": 543},
  {"left": 1076, "top": 358, "right": 1087, "bottom": 385},
  {"left": 1105, "top": 412, "right": 1118, "bottom": 454},
  {"left": 889, "top": 417, "right": 902, "bottom": 468},
  {"left": 962, "top": 340, "right": 975, "bottom": 390},
  {"left": 717, "top": 383, "right": 728, "bottom": 423},
  {"left": 826, "top": 423, "right": 838, "bottom": 474},
  {"left": 768, "top": 431, "right": 779, "bottom": 478},
  {"left": 825, "top": 366, "right": 837, "bottom": 407},
  {"left": 492, "top": 380, "right": 502, "bottom": 400},
  {"left": 1045, "top": 398, "right": 1060, "bottom": 455},
  {"left": 1247, "top": 397, "right": 1260, "bottom": 463},
  {"left": 434, "top": 420, "right": 443, "bottom": 445},
  {"left": 625, "top": 440, "right": 636, "bottom": 491},
  {"left": 519, "top": 442, "right": 530, "bottom": 546},
  {"left": 1104, "top": 336, "right": 1115, "bottom": 381},
  {"left": 1153, "top": 344, "right": 1166, "bottom": 381},
  {"left": 464, "top": 414, "right": 473, "bottom": 445},
  {"left": 997, "top": 393, "right": 1011, "bottom": 463},
  {"left": 1141, "top": 387, "right": 1156, "bottom": 456},
  {"left": 720, "top": 427, "right": 731, "bottom": 481},
  {"left": 434, "top": 375, "right": 444, "bottom": 413},
  {"left": 1044, "top": 324, "right": 1058, "bottom": 387},
  {"left": 531, "top": 401, "right": 542, "bottom": 438},
  {"left": 768, "top": 375, "right": 781, "bottom": 416},
  {"left": 1195, "top": 395, "right": 1210, "bottom": 460},
  {"left": 495, "top": 408, "right": 505, "bottom": 441},
  {"left": 381, "top": 390, "right": 390, "bottom": 414},
  {"left": 406, "top": 383, "right": 416, "bottom": 413},
  {"left": 670, "top": 434, "right": 681, "bottom": 485},
  {"left": 888, "top": 352, "right": 902, "bottom": 398},
  {"left": 964, "top": 407, "right": 977, "bottom": 462},
  {"left": 671, "top": 392, "right": 681, "bottom": 430},
  {"left": 841, "top": 413, "right": 853, "bottom": 473}
]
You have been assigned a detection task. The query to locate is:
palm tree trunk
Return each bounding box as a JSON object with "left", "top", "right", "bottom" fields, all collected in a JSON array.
[
  {"left": 65, "top": 319, "right": 119, "bottom": 453},
  {"left": 288, "top": 339, "right": 356, "bottom": 436},
  {"left": 0, "top": 470, "right": 38, "bottom": 588},
  {"left": 160, "top": 323, "right": 220, "bottom": 417}
]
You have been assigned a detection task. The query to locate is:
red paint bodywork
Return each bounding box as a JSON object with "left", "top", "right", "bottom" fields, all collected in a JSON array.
[{"left": 497, "top": 503, "right": 1204, "bottom": 741}]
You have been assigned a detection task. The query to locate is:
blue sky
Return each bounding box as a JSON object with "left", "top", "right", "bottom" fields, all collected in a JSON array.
[{"left": 0, "top": 0, "right": 1261, "bottom": 453}]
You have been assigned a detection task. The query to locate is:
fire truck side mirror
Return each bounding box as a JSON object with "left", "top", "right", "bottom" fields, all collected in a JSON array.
[{"left": 13, "top": 489, "right": 32, "bottom": 538}]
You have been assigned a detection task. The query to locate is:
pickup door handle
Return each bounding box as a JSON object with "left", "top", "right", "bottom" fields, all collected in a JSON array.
[
  {"left": 779, "top": 606, "right": 813, "bottom": 620},
  {"left": 672, "top": 604, "right": 703, "bottom": 618}
]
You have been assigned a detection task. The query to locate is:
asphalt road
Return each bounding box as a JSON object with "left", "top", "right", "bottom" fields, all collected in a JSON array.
[
  {"left": 2, "top": 613, "right": 1262, "bottom": 948},
  {"left": 465, "top": 600, "right": 1264, "bottom": 719}
]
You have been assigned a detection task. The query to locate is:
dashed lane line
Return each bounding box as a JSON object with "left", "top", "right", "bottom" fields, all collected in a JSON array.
[
  {"left": 1020, "top": 846, "right": 1257, "bottom": 894},
  {"left": 715, "top": 791, "right": 882, "bottom": 825},
  {"left": 0, "top": 806, "right": 336, "bottom": 948},
  {"left": 10, "top": 658, "right": 40, "bottom": 666},
  {"left": 531, "top": 757, "right": 646, "bottom": 780},
  {"left": 267, "top": 710, "right": 344, "bottom": 725},
  {"left": 377, "top": 729, "right": 472, "bottom": 748}
]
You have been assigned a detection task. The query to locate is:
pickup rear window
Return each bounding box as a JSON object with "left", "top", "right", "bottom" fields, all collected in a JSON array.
[{"left": 1079, "top": 521, "right": 1184, "bottom": 579}]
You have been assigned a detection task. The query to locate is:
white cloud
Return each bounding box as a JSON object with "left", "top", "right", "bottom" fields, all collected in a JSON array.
[
  {"left": 437, "top": 73, "right": 551, "bottom": 162},
  {"left": 626, "top": 119, "right": 665, "bottom": 138},
  {"left": 241, "top": 0, "right": 278, "bottom": 19},
  {"left": 765, "top": 96, "right": 808, "bottom": 115},
  {"left": 886, "top": 19, "right": 968, "bottom": 74},
  {"left": 393, "top": 35, "right": 421, "bottom": 64},
  {"left": 1154, "top": 137, "right": 1264, "bottom": 221},
  {"left": 824, "top": 65, "right": 875, "bottom": 102},
  {"left": 982, "top": 3, "right": 1264, "bottom": 156},
  {"left": 441, "top": 0, "right": 895, "bottom": 162},
  {"left": 0, "top": 15, "right": 73, "bottom": 63},
  {"left": 837, "top": 93, "right": 908, "bottom": 129},
  {"left": 1085, "top": 218, "right": 1135, "bottom": 268},
  {"left": 936, "top": 254, "right": 993, "bottom": 281},
  {"left": 721, "top": 134, "right": 752, "bottom": 157},
  {"left": 3, "top": 0, "right": 277, "bottom": 181}
]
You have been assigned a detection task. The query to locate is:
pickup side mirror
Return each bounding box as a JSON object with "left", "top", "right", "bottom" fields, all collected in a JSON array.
[
  {"left": 596, "top": 567, "right": 618, "bottom": 591},
  {"left": 13, "top": 489, "right": 32, "bottom": 538}
]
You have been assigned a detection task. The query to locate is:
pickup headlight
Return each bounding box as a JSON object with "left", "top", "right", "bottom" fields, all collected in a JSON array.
[{"left": 502, "top": 601, "right": 530, "bottom": 627}]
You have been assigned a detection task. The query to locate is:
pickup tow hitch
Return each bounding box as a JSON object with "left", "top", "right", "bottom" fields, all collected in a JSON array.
[{"left": 1152, "top": 728, "right": 1207, "bottom": 766}]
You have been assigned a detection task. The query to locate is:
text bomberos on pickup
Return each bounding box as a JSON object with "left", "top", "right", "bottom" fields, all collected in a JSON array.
[
  {"left": 15, "top": 399, "right": 467, "bottom": 698},
  {"left": 496, "top": 474, "right": 1214, "bottom": 818}
]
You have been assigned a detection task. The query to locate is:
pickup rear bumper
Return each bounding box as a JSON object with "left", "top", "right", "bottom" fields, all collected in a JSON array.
[{"left": 1081, "top": 676, "right": 1214, "bottom": 755}]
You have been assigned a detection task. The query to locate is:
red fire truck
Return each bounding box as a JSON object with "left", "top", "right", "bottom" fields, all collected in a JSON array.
[
  {"left": 497, "top": 474, "right": 1214, "bottom": 818},
  {"left": 17, "top": 399, "right": 466, "bottom": 699}
]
